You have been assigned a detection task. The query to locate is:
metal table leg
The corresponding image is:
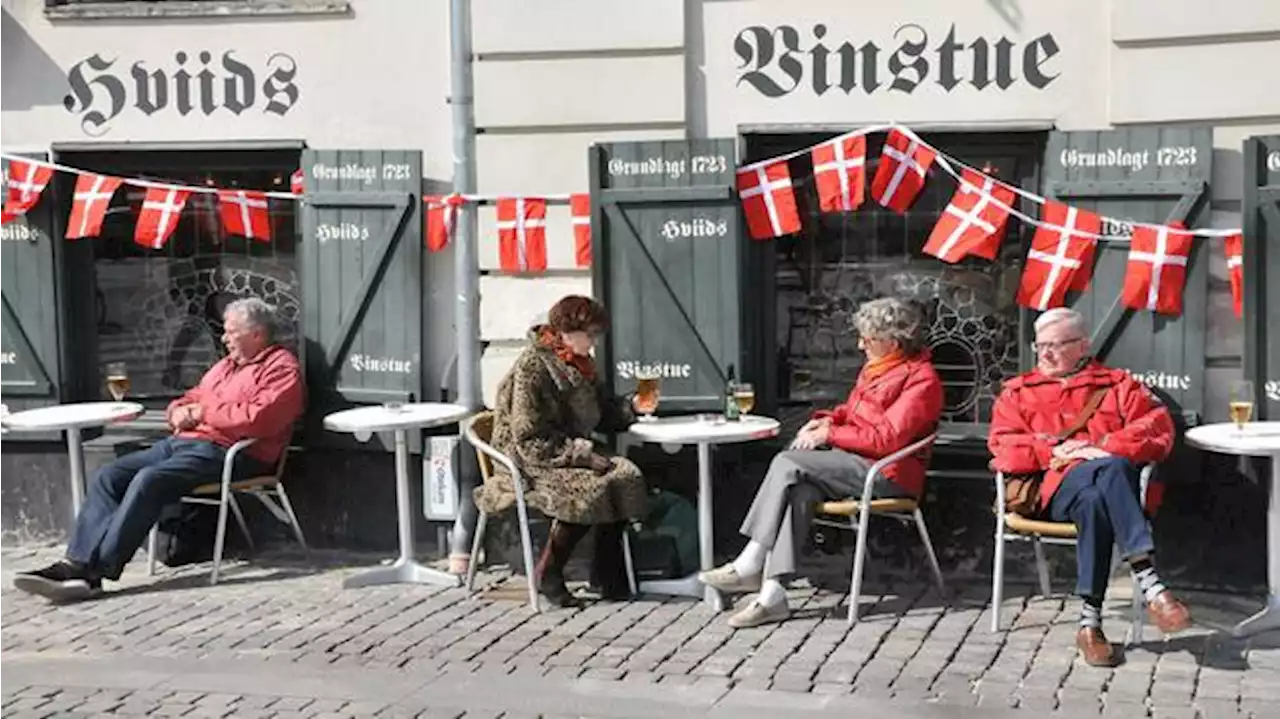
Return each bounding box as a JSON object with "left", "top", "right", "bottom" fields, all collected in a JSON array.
[
  {"left": 66, "top": 428, "right": 86, "bottom": 519},
  {"left": 637, "top": 441, "right": 724, "bottom": 611},
  {"left": 1234, "top": 453, "right": 1280, "bottom": 637},
  {"left": 344, "top": 429, "right": 461, "bottom": 589}
]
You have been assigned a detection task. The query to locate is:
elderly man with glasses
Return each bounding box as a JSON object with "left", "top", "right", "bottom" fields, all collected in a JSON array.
[{"left": 988, "top": 307, "right": 1190, "bottom": 667}]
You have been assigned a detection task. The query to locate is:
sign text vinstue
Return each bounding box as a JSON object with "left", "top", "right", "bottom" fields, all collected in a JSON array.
[
  {"left": 63, "top": 51, "right": 299, "bottom": 136},
  {"left": 734, "top": 23, "right": 1060, "bottom": 98}
]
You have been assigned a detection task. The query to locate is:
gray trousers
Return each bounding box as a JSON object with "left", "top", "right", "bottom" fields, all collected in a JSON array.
[{"left": 739, "top": 449, "right": 912, "bottom": 579}]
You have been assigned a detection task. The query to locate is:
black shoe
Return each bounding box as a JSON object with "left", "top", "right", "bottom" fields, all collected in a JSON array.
[
  {"left": 536, "top": 521, "right": 589, "bottom": 609},
  {"left": 13, "top": 561, "right": 102, "bottom": 603},
  {"left": 589, "top": 522, "right": 634, "bottom": 601}
]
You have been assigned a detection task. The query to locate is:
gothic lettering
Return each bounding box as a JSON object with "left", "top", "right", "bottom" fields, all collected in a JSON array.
[
  {"left": 62, "top": 50, "right": 300, "bottom": 135},
  {"left": 310, "top": 163, "right": 377, "bottom": 184},
  {"left": 615, "top": 360, "right": 692, "bottom": 380},
  {"left": 733, "top": 23, "right": 1062, "bottom": 98},
  {"left": 349, "top": 354, "right": 414, "bottom": 374},
  {"left": 1266, "top": 380, "right": 1279, "bottom": 402},
  {"left": 316, "top": 223, "right": 370, "bottom": 244},
  {"left": 0, "top": 352, "right": 15, "bottom": 365},
  {"left": 660, "top": 217, "right": 729, "bottom": 241}
]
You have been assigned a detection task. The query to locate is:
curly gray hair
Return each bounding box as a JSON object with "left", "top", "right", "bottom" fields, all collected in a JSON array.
[
  {"left": 853, "top": 297, "right": 927, "bottom": 355},
  {"left": 224, "top": 297, "right": 278, "bottom": 343}
]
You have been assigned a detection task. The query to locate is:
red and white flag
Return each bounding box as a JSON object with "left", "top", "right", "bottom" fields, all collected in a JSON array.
[
  {"left": 570, "top": 192, "right": 591, "bottom": 268},
  {"left": 1017, "top": 202, "right": 1098, "bottom": 310},
  {"left": 923, "top": 169, "right": 1015, "bottom": 263},
  {"left": 812, "top": 134, "right": 866, "bottom": 213},
  {"left": 1121, "top": 223, "right": 1193, "bottom": 316},
  {"left": 1042, "top": 201, "right": 1101, "bottom": 293},
  {"left": 2, "top": 159, "right": 55, "bottom": 224},
  {"left": 736, "top": 159, "right": 801, "bottom": 240},
  {"left": 870, "top": 129, "right": 936, "bottom": 213},
  {"left": 217, "top": 189, "right": 271, "bottom": 242},
  {"left": 65, "top": 172, "right": 123, "bottom": 239},
  {"left": 1225, "top": 232, "right": 1244, "bottom": 319},
  {"left": 290, "top": 169, "right": 305, "bottom": 195},
  {"left": 133, "top": 186, "right": 191, "bottom": 249},
  {"left": 425, "top": 194, "right": 462, "bottom": 252},
  {"left": 497, "top": 197, "right": 547, "bottom": 273}
]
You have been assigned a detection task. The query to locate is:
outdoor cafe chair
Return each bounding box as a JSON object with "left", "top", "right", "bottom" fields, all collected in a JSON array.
[
  {"left": 463, "top": 410, "right": 637, "bottom": 612},
  {"left": 990, "top": 464, "right": 1154, "bottom": 644},
  {"left": 813, "top": 432, "right": 946, "bottom": 625},
  {"left": 146, "top": 438, "right": 307, "bottom": 585}
]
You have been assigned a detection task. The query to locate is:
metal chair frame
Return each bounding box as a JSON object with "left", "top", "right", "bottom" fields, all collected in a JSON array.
[
  {"left": 812, "top": 433, "right": 945, "bottom": 625},
  {"left": 991, "top": 464, "right": 1154, "bottom": 644},
  {"left": 463, "top": 411, "right": 636, "bottom": 612},
  {"left": 147, "top": 438, "right": 306, "bottom": 585}
]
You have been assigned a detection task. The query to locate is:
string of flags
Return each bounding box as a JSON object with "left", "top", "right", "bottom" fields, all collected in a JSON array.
[{"left": 1, "top": 120, "right": 1250, "bottom": 318}]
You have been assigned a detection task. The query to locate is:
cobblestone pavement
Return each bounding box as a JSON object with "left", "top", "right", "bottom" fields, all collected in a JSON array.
[{"left": 2, "top": 544, "right": 1278, "bottom": 718}]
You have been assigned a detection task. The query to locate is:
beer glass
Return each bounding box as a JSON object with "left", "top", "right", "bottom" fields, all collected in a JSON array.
[
  {"left": 634, "top": 370, "right": 661, "bottom": 421},
  {"left": 733, "top": 382, "right": 756, "bottom": 416},
  {"left": 105, "top": 362, "right": 129, "bottom": 401},
  {"left": 1229, "top": 380, "right": 1254, "bottom": 434}
]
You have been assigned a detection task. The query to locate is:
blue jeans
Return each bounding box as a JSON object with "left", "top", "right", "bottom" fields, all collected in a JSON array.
[
  {"left": 66, "top": 437, "right": 266, "bottom": 580},
  {"left": 1048, "top": 457, "right": 1156, "bottom": 598}
]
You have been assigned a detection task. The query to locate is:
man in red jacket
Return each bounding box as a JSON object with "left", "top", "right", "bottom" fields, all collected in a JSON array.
[
  {"left": 989, "top": 307, "right": 1191, "bottom": 666},
  {"left": 14, "top": 298, "right": 303, "bottom": 602},
  {"left": 700, "top": 297, "right": 943, "bottom": 628}
]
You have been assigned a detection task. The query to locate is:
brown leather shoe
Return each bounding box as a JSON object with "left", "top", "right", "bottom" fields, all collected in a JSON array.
[
  {"left": 1076, "top": 627, "right": 1118, "bottom": 667},
  {"left": 1147, "top": 590, "right": 1192, "bottom": 634}
]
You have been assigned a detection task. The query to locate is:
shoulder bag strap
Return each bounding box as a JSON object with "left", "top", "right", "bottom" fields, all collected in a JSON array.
[{"left": 1054, "top": 386, "right": 1110, "bottom": 442}]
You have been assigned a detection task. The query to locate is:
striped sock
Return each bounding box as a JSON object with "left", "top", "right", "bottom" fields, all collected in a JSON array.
[
  {"left": 1080, "top": 597, "right": 1103, "bottom": 629},
  {"left": 1132, "top": 561, "right": 1167, "bottom": 603}
]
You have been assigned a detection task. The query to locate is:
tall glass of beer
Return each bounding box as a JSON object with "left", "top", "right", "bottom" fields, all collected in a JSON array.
[
  {"left": 733, "top": 382, "right": 755, "bottom": 416},
  {"left": 1229, "top": 379, "right": 1254, "bottom": 435},
  {"left": 634, "top": 369, "right": 661, "bottom": 422},
  {"left": 105, "top": 362, "right": 129, "bottom": 401}
]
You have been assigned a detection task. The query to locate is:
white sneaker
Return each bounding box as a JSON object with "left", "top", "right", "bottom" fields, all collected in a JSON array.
[
  {"left": 727, "top": 599, "right": 790, "bottom": 629},
  {"left": 697, "top": 563, "right": 761, "bottom": 594}
]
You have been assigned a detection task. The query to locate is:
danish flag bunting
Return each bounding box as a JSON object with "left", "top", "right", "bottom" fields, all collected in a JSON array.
[
  {"left": 290, "top": 169, "right": 305, "bottom": 195},
  {"left": 424, "top": 194, "right": 462, "bottom": 252},
  {"left": 1039, "top": 201, "right": 1102, "bottom": 292},
  {"left": 1121, "top": 223, "right": 1194, "bottom": 316},
  {"left": 497, "top": 197, "right": 547, "bottom": 273},
  {"left": 870, "top": 129, "right": 936, "bottom": 213},
  {"left": 923, "top": 169, "right": 1015, "bottom": 263},
  {"left": 570, "top": 193, "right": 592, "bottom": 268},
  {"left": 1225, "top": 232, "right": 1244, "bottom": 318},
  {"left": 736, "top": 159, "right": 801, "bottom": 240},
  {"left": 65, "top": 173, "right": 123, "bottom": 239},
  {"left": 812, "top": 134, "right": 866, "bottom": 213},
  {"left": 217, "top": 190, "right": 271, "bottom": 242},
  {"left": 134, "top": 186, "right": 191, "bottom": 249},
  {"left": 1016, "top": 202, "right": 1098, "bottom": 310},
  {"left": 2, "top": 159, "right": 55, "bottom": 224}
]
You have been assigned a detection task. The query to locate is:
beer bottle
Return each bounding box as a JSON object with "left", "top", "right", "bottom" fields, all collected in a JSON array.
[{"left": 724, "top": 364, "right": 740, "bottom": 421}]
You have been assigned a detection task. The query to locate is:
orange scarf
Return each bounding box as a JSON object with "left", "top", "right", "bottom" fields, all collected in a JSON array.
[
  {"left": 859, "top": 348, "right": 908, "bottom": 382},
  {"left": 536, "top": 325, "right": 597, "bottom": 381}
]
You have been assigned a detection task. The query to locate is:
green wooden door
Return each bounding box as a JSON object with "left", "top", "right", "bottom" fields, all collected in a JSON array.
[
  {"left": 299, "top": 149, "right": 424, "bottom": 450},
  {"left": 589, "top": 139, "right": 743, "bottom": 412},
  {"left": 1041, "top": 127, "right": 1213, "bottom": 424},
  {"left": 2, "top": 152, "right": 65, "bottom": 439},
  {"left": 1243, "top": 135, "right": 1280, "bottom": 419}
]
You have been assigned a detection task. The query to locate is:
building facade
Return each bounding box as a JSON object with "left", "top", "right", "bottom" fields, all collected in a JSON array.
[{"left": 2, "top": 0, "right": 1278, "bottom": 589}]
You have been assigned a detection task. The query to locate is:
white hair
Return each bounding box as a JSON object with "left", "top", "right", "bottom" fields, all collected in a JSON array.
[
  {"left": 225, "top": 297, "right": 278, "bottom": 342},
  {"left": 1034, "top": 307, "right": 1087, "bottom": 337}
]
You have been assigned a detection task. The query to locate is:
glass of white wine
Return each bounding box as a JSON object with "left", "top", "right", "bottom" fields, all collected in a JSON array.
[
  {"left": 105, "top": 361, "right": 129, "bottom": 402},
  {"left": 1229, "top": 379, "right": 1254, "bottom": 435},
  {"left": 733, "top": 382, "right": 755, "bottom": 416}
]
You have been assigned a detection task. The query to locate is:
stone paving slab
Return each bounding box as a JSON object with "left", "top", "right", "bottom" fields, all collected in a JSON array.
[{"left": 3, "top": 545, "right": 1279, "bottom": 718}]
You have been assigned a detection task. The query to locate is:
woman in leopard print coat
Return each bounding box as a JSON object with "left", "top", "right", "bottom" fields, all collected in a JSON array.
[{"left": 475, "top": 295, "right": 647, "bottom": 606}]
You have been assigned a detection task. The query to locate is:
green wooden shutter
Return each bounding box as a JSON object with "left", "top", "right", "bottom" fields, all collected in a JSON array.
[
  {"left": 2, "top": 152, "right": 65, "bottom": 438},
  {"left": 1243, "top": 135, "right": 1280, "bottom": 420},
  {"left": 299, "top": 149, "right": 424, "bottom": 450},
  {"left": 1042, "top": 127, "right": 1213, "bottom": 424},
  {"left": 589, "top": 139, "right": 742, "bottom": 412}
]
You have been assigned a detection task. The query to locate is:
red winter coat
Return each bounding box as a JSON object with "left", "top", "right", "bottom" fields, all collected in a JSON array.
[
  {"left": 988, "top": 361, "right": 1174, "bottom": 511},
  {"left": 812, "top": 352, "right": 944, "bottom": 497}
]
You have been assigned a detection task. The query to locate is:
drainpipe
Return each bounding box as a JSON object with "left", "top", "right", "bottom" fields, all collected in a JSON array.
[{"left": 449, "top": 0, "right": 481, "bottom": 560}]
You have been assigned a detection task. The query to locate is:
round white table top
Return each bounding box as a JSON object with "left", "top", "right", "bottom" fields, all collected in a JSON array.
[
  {"left": 323, "top": 402, "right": 472, "bottom": 434},
  {"left": 1185, "top": 422, "right": 1280, "bottom": 457},
  {"left": 0, "top": 401, "right": 145, "bottom": 431},
  {"left": 628, "top": 414, "right": 781, "bottom": 445}
]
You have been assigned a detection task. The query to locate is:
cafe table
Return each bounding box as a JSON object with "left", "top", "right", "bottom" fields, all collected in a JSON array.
[
  {"left": 1185, "top": 421, "right": 1280, "bottom": 637},
  {"left": 324, "top": 402, "right": 472, "bottom": 589},
  {"left": 1, "top": 401, "right": 145, "bottom": 520},
  {"left": 626, "top": 413, "right": 780, "bottom": 610}
]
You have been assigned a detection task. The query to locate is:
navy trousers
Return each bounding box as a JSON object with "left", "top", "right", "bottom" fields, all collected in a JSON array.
[
  {"left": 66, "top": 437, "right": 266, "bottom": 580},
  {"left": 1048, "top": 457, "right": 1155, "bottom": 598}
]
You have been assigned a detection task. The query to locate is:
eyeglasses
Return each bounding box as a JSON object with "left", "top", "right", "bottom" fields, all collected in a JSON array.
[{"left": 1031, "top": 337, "right": 1087, "bottom": 353}]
